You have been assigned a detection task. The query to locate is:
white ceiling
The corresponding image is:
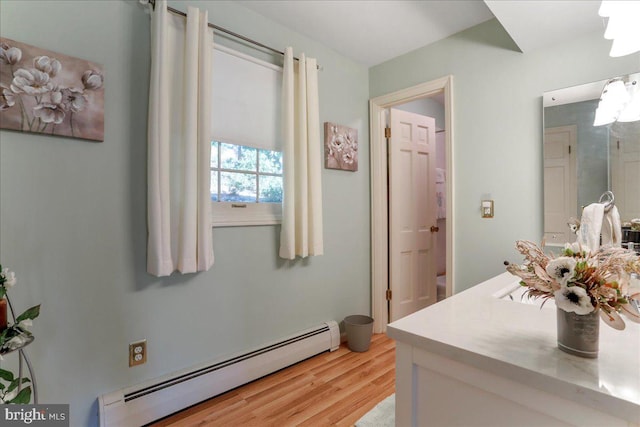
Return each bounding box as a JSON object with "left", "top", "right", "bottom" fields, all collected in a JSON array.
[
  {"left": 484, "top": 0, "right": 604, "bottom": 53},
  {"left": 238, "top": 0, "right": 609, "bottom": 67}
]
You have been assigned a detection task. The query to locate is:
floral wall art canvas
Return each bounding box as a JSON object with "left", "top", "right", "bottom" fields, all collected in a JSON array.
[
  {"left": 0, "top": 37, "right": 104, "bottom": 142},
  {"left": 324, "top": 122, "right": 358, "bottom": 171}
]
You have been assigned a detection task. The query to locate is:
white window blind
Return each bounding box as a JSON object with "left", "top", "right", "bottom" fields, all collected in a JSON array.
[{"left": 211, "top": 45, "right": 283, "bottom": 151}]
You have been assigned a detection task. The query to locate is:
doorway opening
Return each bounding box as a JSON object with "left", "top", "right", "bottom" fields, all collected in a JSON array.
[{"left": 369, "top": 76, "right": 454, "bottom": 333}]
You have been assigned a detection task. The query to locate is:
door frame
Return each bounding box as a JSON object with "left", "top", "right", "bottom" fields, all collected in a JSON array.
[{"left": 369, "top": 75, "right": 455, "bottom": 333}]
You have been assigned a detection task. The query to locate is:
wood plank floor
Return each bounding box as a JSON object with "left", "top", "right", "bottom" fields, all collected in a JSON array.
[{"left": 150, "top": 334, "right": 395, "bottom": 427}]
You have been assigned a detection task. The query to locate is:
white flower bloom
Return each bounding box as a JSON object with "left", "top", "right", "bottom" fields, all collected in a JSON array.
[
  {"left": 0, "top": 84, "right": 15, "bottom": 110},
  {"left": 59, "top": 87, "right": 87, "bottom": 113},
  {"left": 330, "top": 134, "right": 346, "bottom": 153},
  {"left": 546, "top": 256, "right": 577, "bottom": 286},
  {"left": 5, "top": 271, "right": 16, "bottom": 288},
  {"left": 342, "top": 149, "right": 355, "bottom": 165},
  {"left": 33, "top": 102, "right": 66, "bottom": 124},
  {"left": 33, "top": 55, "right": 62, "bottom": 77},
  {"left": 18, "top": 319, "right": 33, "bottom": 329},
  {"left": 554, "top": 285, "right": 595, "bottom": 315},
  {"left": 1, "top": 267, "right": 16, "bottom": 288},
  {"left": 4, "top": 334, "right": 28, "bottom": 351},
  {"left": 10, "top": 68, "right": 53, "bottom": 95},
  {"left": 82, "top": 70, "right": 103, "bottom": 90},
  {"left": 0, "top": 43, "right": 22, "bottom": 65}
]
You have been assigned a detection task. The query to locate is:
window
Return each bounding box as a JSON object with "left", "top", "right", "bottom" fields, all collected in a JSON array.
[
  {"left": 210, "top": 45, "right": 283, "bottom": 226},
  {"left": 210, "top": 141, "right": 283, "bottom": 226}
]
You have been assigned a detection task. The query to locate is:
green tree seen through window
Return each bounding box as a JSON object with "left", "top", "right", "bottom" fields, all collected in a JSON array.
[{"left": 211, "top": 141, "right": 282, "bottom": 203}]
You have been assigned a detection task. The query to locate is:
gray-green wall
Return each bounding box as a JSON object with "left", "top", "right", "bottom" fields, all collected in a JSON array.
[
  {"left": 0, "top": 1, "right": 369, "bottom": 425},
  {"left": 370, "top": 18, "right": 639, "bottom": 291},
  {"left": 3, "top": 2, "right": 640, "bottom": 425}
]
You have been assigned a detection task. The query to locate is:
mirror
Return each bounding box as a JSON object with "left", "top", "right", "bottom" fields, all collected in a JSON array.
[{"left": 542, "top": 73, "right": 640, "bottom": 246}]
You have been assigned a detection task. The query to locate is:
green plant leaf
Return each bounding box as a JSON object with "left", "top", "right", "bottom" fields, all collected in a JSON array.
[
  {"left": 0, "top": 327, "right": 18, "bottom": 346},
  {"left": 0, "top": 369, "right": 14, "bottom": 382},
  {"left": 0, "top": 288, "right": 6, "bottom": 299},
  {"left": 10, "top": 386, "right": 31, "bottom": 404},
  {"left": 6, "top": 378, "right": 20, "bottom": 394},
  {"left": 6, "top": 377, "right": 30, "bottom": 394},
  {"left": 16, "top": 304, "right": 40, "bottom": 323}
]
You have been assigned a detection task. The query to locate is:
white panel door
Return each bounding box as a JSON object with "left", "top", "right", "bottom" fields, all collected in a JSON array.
[
  {"left": 611, "top": 122, "right": 640, "bottom": 222},
  {"left": 544, "top": 126, "right": 577, "bottom": 245},
  {"left": 389, "top": 108, "right": 437, "bottom": 321}
]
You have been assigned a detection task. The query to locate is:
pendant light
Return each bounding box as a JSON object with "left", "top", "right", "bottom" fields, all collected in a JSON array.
[
  {"left": 594, "top": 75, "right": 640, "bottom": 126},
  {"left": 599, "top": 1, "right": 640, "bottom": 57}
]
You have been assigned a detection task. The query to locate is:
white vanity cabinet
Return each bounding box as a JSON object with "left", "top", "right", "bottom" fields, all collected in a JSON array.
[{"left": 387, "top": 272, "right": 640, "bottom": 427}]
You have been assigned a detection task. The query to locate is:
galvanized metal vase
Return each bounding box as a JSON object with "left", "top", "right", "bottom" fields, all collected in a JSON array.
[{"left": 556, "top": 308, "right": 599, "bottom": 358}]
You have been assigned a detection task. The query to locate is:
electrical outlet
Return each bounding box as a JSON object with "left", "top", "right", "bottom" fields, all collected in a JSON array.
[{"left": 129, "top": 340, "right": 147, "bottom": 367}]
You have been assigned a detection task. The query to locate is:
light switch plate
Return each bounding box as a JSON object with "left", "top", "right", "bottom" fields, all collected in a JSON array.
[{"left": 481, "top": 200, "right": 494, "bottom": 218}]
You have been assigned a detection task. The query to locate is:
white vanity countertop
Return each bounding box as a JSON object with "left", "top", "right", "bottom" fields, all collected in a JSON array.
[{"left": 387, "top": 272, "right": 640, "bottom": 423}]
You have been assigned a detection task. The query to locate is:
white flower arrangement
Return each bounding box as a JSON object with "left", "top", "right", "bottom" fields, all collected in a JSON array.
[
  {"left": 0, "top": 264, "right": 40, "bottom": 404},
  {"left": 506, "top": 241, "right": 640, "bottom": 329}
]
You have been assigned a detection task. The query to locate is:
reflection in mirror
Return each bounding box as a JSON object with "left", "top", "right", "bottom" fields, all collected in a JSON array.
[{"left": 542, "top": 73, "right": 640, "bottom": 247}]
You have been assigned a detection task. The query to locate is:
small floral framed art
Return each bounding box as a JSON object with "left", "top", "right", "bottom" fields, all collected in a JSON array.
[
  {"left": 324, "top": 122, "right": 357, "bottom": 172},
  {"left": 0, "top": 37, "right": 104, "bottom": 142}
]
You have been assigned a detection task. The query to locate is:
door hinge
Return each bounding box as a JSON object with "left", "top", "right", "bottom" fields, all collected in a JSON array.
[
  {"left": 386, "top": 289, "right": 392, "bottom": 300},
  {"left": 384, "top": 126, "right": 391, "bottom": 139},
  {"left": 568, "top": 145, "right": 571, "bottom": 154},
  {"left": 617, "top": 140, "right": 620, "bottom": 150}
]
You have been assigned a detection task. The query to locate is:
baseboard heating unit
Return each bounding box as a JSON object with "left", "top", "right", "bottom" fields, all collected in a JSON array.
[{"left": 98, "top": 321, "right": 339, "bottom": 427}]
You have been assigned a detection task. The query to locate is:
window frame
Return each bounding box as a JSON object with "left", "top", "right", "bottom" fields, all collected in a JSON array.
[
  {"left": 209, "top": 45, "right": 284, "bottom": 227},
  {"left": 210, "top": 140, "right": 283, "bottom": 227}
]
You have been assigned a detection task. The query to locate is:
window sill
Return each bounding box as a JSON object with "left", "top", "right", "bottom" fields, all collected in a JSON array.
[
  {"left": 212, "top": 218, "right": 281, "bottom": 227},
  {"left": 211, "top": 202, "right": 281, "bottom": 227}
]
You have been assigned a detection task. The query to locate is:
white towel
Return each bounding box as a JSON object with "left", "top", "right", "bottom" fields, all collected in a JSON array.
[
  {"left": 577, "top": 203, "right": 605, "bottom": 252},
  {"left": 436, "top": 187, "right": 446, "bottom": 219},
  {"left": 601, "top": 205, "right": 622, "bottom": 248},
  {"left": 435, "top": 168, "right": 446, "bottom": 219}
]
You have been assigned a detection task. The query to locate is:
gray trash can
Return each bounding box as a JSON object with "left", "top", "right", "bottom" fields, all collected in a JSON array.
[{"left": 344, "top": 315, "right": 374, "bottom": 352}]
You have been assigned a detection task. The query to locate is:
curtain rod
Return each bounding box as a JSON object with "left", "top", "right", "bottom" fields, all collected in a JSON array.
[{"left": 147, "top": 0, "right": 321, "bottom": 69}]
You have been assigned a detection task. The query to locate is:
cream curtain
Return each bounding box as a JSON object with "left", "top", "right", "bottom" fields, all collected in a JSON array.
[
  {"left": 279, "top": 47, "right": 324, "bottom": 259},
  {"left": 147, "top": 0, "right": 214, "bottom": 276}
]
